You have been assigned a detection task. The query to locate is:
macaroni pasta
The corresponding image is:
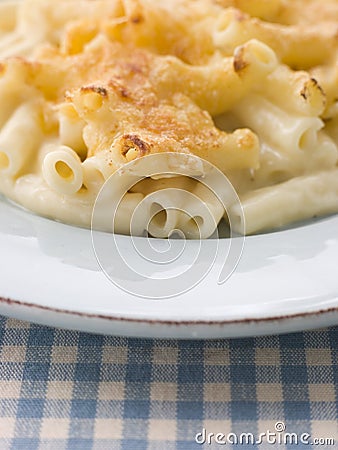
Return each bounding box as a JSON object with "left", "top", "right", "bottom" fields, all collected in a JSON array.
[{"left": 0, "top": 0, "right": 337, "bottom": 237}]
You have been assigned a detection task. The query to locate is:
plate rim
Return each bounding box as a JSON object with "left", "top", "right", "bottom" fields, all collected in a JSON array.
[{"left": 1, "top": 295, "right": 337, "bottom": 326}]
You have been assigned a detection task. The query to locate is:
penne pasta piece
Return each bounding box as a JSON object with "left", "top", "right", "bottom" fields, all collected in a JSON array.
[
  {"left": 112, "top": 192, "right": 145, "bottom": 235},
  {"left": 0, "top": 101, "right": 43, "bottom": 177},
  {"left": 138, "top": 191, "right": 182, "bottom": 238},
  {"left": 82, "top": 152, "right": 117, "bottom": 191},
  {"left": 175, "top": 184, "right": 224, "bottom": 239},
  {"left": 263, "top": 66, "right": 326, "bottom": 117},
  {"left": 233, "top": 94, "right": 324, "bottom": 154},
  {"left": 58, "top": 103, "right": 87, "bottom": 160},
  {"left": 42, "top": 145, "right": 83, "bottom": 195},
  {"left": 127, "top": 176, "right": 196, "bottom": 237},
  {"left": 191, "top": 127, "right": 260, "bottom": 173},
  {"left": 310, "top": 63, "right": 338, "bottom": 120},
  {"left": 233, "top": 39, "right": 278, "bottom": 77},
  {"left": 231, "top": 169, "right": 338, "bottom": 234},
  {"left": 0, "top": 59, "right": 33, "bottom": 128},
  {"left": 213, "top": 8, "right": 337, "bottom": 68}
]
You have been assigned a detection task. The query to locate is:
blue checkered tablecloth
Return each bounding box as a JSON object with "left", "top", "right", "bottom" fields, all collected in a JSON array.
[{"left": 0, "top": 316, "right": 337, "bottom": 449}]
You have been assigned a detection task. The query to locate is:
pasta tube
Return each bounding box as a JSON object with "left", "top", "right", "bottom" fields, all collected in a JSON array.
[
  {"left": 263, "top": 67, "right": 326, "bottom": 117},
  {"left": 233, "top": 95, "right": 324, "bottom": 154},
  {"left": 42, "top": 145, "right": 83, "bottom": 195},
  {"left": 154, "top": 39, "right": 278, "bottom": 115},
  {"left": 213, "top": 8, "right": 337, "bottom": 68},
  {"left": 58, "top": 103, "right": 87, "bottom": 160},
  {"left": 231, "top": 169, "right": 338, "bottom": 234},
  {"left": 0, "top": 101, "right": 43, "bottom": 177}
]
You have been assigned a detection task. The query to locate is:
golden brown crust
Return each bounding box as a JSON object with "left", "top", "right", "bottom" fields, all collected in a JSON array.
[{"left": 0, "top": 35, "right": 258, "bottom": 171}]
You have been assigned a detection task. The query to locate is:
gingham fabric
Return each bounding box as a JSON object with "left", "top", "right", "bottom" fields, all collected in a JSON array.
[{"left": 0, "top": 316, "right": 337, "bottom": 450}]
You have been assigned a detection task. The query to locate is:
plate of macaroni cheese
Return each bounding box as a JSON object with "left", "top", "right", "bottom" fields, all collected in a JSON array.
[{"left": 0, "top": 0, "right": 337, "bottom": 337}]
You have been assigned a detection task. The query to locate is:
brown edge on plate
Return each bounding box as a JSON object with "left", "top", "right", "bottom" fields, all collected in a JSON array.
[{"left": 0, "top": 296, "right": 337, "bottom": 326}]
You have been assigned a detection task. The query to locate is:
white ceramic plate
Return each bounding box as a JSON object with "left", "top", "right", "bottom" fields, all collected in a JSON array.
[{"left": 0, "top": 193, "right": 337, "bottom": 338}]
